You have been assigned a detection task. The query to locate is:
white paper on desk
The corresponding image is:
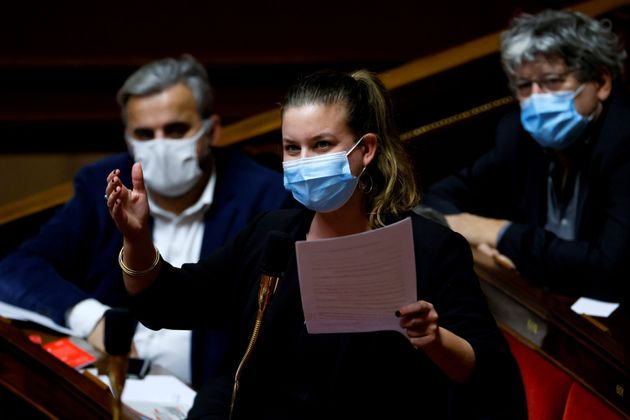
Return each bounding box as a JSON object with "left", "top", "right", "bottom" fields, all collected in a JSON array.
[
  {"left": 570, "top": 297, "right": 619, "bottom": 318},
  {"left": 93, "top": 373, "right": 196, "bottom": 419},
  {"left": 0, "top": 300, "right": 75, "bottom": 335},
  {"left": 296, "top": 217, "right": 416, "bottom": 335}
]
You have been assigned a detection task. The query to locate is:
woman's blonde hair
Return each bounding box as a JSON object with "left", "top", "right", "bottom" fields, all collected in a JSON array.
[{"left": 281, "top": 69, "right": 419, "bottom": 227}]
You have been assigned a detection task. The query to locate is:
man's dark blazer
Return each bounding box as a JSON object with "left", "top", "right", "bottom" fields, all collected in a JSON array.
[
  {"left": 423, "top": 85, "right": 630, "bottom": 305},
  {"left": 0, "top": 148, "right": 294, "bottom": 387}
]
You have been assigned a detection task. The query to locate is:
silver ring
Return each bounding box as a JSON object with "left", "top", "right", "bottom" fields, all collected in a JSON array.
[{"left": 104, "top": 194, "right": 108, "bottom": 201}]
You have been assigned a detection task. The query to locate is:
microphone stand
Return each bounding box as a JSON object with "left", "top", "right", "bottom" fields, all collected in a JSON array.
[
  {"left": 104, "top": 308, "right": 135, "bottom": 420},
  {"left": 108, "top": 355, "right": 128, "bottom": 420},
  {"left": 229, "top": 272, "right": 280, "bottom": 419},
  {"left": 228, "top": 231, "right": 292, "bottom": 419}
]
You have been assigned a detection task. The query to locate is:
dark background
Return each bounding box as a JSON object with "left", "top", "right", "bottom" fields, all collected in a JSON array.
[
  {"left": 0, "top": 0, "right": 590, "bottom": 153},
  {"left": 1, "top": 0, "right": 629, "bottom": 256}
]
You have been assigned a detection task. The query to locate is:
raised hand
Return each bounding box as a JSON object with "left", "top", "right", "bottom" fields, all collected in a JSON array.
[{"left": 105, "top": 163, "right": 150, "bottom": 239}]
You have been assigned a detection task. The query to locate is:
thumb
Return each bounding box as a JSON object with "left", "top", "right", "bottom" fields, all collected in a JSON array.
[{"left": 131, "top": 162, "right": 146, "bottom": 194}]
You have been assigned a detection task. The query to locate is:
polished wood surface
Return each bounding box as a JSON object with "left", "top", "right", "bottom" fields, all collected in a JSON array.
[
  {"left": 0, "top": 182, "right": 72, "bottom": 226},
  {"left": 0, "top": 318, "right": 139, "bottom": 419},
  {"left": 472, "top": 249, "right": 630, "bottom": 417}
]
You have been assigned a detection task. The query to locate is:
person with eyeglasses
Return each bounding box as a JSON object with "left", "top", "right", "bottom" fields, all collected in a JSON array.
[{"left": 423, "top": 9, "right": 630, "bottom": 307}]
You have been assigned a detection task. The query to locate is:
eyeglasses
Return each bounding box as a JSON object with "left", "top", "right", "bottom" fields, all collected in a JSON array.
[{"left": 514, "top": 70, "right": 573, "bottom": 97}]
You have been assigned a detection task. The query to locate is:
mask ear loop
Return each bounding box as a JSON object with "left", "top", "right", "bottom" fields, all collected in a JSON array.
[
  {"left": 348, "top": 136, "right": 370, "bottom": 183},
  {"left": 587, "top": 102, "right": 602, "bottom": 122},
  {"left": 573, "top": 84, "right": 587, "bottom": 98},
  {"left": 573, "top": 84, "right": 600, "bottom": 122},
  {"left": 346, "top": 135, "right": 366, "bottom": 156},
  {"left": 349, "top": 135, "right": 373, "bottom": 190}
]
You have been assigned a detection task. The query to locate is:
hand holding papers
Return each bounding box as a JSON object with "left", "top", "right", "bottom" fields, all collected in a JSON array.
[{"left": 296, "top": 217, "right": 416, "bottom": 335}]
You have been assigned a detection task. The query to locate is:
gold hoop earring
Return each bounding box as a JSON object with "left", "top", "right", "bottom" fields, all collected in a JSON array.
[{"left": 360, "top": 172, "right": 374, "bottom": 194}]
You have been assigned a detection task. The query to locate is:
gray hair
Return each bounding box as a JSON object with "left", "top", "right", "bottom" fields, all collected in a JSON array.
[
  {"left": 500, "top": 9, "right": 626, "bottom": 85},
  {"left": 117, "top": 54, "right": 213, "bottom": 123}
]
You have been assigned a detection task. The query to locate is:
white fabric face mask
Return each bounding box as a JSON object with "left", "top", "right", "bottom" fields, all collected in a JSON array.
[{"left": 127, "top": 120, "right": 212, "bottom": 197}]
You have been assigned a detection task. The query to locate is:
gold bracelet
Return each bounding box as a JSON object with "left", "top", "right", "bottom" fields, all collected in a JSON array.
[{"left": 118, "top": 245, "right": 161, "bottom": 277}]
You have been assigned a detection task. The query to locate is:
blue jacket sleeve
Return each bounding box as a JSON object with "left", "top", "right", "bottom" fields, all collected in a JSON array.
[{"left": 0, "top": 160, "right": 125, "bottom": 325}]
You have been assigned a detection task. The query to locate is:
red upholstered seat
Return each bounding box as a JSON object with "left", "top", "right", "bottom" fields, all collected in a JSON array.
[
  {"left": 504, "top": 331, "right": 572, "bottom": 420},
  {"left": 562, "top": 382, "right": 624, "bottom": 420},
  {"left": 503, "top": 330, "right": 624, "bottom": 420}
]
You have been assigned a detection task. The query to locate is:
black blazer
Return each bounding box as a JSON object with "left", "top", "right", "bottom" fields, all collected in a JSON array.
[
  {"left": 423, "top": 86, "right": 630, "bottom": 304},
  {"left": 131, "top": 209, "right": 526, "bottom": 419}
]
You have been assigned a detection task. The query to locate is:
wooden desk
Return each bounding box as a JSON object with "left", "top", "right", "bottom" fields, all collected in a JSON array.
[
  {"left": 472, "top": 249, "right": 630, "bottom": 417},
  {"left": 0, "top": 317, "right": 139, "bottom": 418}
]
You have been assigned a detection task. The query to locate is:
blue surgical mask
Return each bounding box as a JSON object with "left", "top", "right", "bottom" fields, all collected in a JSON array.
[
  {"left": 283, "top": 137, "right": 365, "bottom": 212},
  {"left": 520, "top": 85, "right": 592, "bottom": 150}
]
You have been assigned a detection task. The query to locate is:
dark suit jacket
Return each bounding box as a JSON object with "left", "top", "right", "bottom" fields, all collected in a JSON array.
[
  {"left": 423, "top": 86, "right": 630, "bottom": 304},
  {"left": 131, "top": 209, "right": 526, "bottom": 419},
  {"left": 0, "top": 148, "right": 294, "bottom": 387}
]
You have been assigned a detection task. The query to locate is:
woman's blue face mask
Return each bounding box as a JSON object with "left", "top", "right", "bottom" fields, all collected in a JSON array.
[
  {"left": 520, "top": 85, "right": 594, "bottom": 150},
  {"left": 282, "top": 137, "right": 365, "bottom": 212}
]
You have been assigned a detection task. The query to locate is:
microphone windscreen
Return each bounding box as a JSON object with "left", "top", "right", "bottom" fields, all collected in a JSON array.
[
  {"left": 104, "top": 308, "right": 135, "bottom": 356},
  {"left": 259, "top": 231, "right": 293, "bottom": 277}
]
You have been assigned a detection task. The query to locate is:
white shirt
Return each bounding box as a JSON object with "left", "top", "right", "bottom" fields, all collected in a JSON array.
[{"left": 67, "top": 164, "right": 216, "bottom": 384}]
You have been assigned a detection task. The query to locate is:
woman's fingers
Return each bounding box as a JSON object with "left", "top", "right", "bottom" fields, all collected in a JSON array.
[
  {"left": 397, "top": 300, "right": 440, "bottom": 349},
  {"left": 399, "top": 311, "right": 438, "bottom": 329},
  {"left": 397, "top": 300, "right": 433, "bottom": 318}
]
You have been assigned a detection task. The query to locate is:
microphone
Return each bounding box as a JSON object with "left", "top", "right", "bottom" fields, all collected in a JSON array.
[
  {"left": 257, "top": 230, "right": 293, "bottom": 312},
  {"left": 230, "top": 231, "right": 293, "bottom": 418},
  {"left": 104, "top": 308, "right": 135, "bottom": 420}
]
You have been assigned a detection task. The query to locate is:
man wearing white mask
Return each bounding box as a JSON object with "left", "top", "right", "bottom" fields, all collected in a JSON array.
[
  {"left": 422, "top": 10, "right": 630, "bottom": 308},
  {"left": 0, "top": 55, "right": 294, "bottom": 388}
]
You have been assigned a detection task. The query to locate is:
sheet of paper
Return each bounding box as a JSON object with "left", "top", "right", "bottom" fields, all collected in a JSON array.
[
  {"left": 0, "top": 300, "right": 74, "bottom": 335},
  {"left": 570, "top": 297, "right": 619, "bottom": 318},
  {"left": 91, "top": 372, "right": 196, "bottom": 419},
  {"left": 296, "top": 217, "right": 416, "bottom": 335}
]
